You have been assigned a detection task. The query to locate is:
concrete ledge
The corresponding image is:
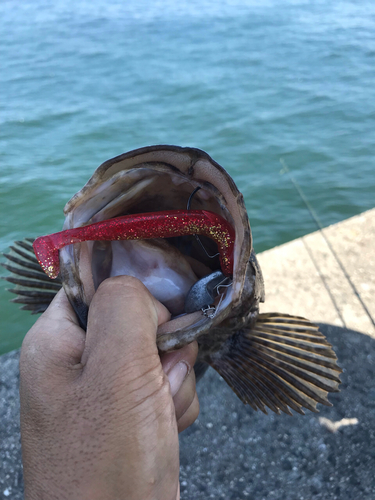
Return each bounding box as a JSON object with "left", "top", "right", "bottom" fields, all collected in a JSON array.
[{"left": 257, "top": 208, "right": 375, "bottom": 337}]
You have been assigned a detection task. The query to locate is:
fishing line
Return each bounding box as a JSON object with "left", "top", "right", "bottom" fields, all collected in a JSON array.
[
  {"left": 280, "top": 158, "right": 375, "bottom": 329},
  {"left": 187, "top": 186, "right": 201, "bottom": 211},
  {"left": 187, "top": 186, "right": 220, "bottom": 260},
  {"left": 215, "top": 277, "right": 233, "bottom": 295}
]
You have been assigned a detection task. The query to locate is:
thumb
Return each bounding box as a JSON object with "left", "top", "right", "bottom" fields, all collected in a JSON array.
[{"left": 81, "top": 275, "right": 171, "bottom": 378}]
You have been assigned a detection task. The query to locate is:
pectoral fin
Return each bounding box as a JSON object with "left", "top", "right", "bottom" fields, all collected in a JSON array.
[
  {"left": 2, "top": 239, "right": 61, "bottom": 313},
  {"left": 206, "top": 313, "right": 342, "bottom": 416}
]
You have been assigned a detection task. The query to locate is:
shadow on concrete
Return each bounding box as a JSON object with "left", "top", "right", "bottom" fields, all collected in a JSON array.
[{"left": 1, "top": 324, "right": 374, "bottom": 499}]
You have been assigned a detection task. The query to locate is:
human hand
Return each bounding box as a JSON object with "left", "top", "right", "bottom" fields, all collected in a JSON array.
[{"left": 20, "top": 276, "right": 199, "bottom": 500}]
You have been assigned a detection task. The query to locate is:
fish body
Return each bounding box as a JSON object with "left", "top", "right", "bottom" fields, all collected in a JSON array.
[{"left": 3, "top": 145, "right": 341, "bottom": 415}]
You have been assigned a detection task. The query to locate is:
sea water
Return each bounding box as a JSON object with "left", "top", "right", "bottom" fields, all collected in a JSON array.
[{"left": 1, "top": 0, "right": 374, "bottom": 353}]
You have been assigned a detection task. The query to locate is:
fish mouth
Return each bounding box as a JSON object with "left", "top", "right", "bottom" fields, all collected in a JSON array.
[{"left": 60, "top": 146, "right": 252, "bottom": 350}]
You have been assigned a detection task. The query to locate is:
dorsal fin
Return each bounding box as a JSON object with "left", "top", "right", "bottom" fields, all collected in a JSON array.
[{"left": 2, "top": 239, "right": 61, "bottom": 314}]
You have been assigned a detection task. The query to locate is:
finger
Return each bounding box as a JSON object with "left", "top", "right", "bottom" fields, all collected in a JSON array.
[
  {"left": 81, "top": 275, "right": 170, "bottom": 372},
  {"left": 177, "top": 392, "right": 200, "bottom": 433},
  {"left": 20, "top": 289, "right": 86, "bottom": 378},
  {"left": 172, "top": 369, "right": 197, "bottom": 422},
  {"left": 160, "top": 341, "right": 198, "bottom": 396}
]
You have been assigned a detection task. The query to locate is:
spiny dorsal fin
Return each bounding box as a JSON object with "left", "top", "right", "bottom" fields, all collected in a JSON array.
[
  {"left": 1, "top": 238, "right": 61, "bottom": 314},
  {"left": 206, "top": 313, "right": 342, "bottom": 416}
]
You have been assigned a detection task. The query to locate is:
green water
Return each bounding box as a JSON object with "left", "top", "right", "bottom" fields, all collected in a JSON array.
[{"left": 1, "top": 0, "right": 374, "bottom": 354}]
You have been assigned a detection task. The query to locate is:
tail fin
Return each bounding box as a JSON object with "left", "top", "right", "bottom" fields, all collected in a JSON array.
[
  {"left": 1, "top": 238, "right": 61, "bottom": 314},
  {"left": 206, "top": 313, "right": 342, "bottom": 416}
]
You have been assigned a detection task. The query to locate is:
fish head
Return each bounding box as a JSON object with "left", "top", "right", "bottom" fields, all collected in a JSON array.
[
  {"left": 60, "top": 145, "right": 262, "bottom": 351},
  {"left": 4, "top": 144, "right": 341, "bottom": 415}
]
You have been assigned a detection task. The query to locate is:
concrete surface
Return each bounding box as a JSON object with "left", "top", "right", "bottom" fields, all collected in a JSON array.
[
  {"left": 0, "top": 351, "right": 22, "bottom": 500},
  {"left": 179, "top": 324, "right": 375, "bottom": 500},
  {"left": 1, "top": 209, "right": 374, "bottom": 499},
  {"left": 257, "top": 208, "right": 375, "bottom": 337}
]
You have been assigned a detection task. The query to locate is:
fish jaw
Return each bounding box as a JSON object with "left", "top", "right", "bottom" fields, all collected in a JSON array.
[
  {"left": 157, "top": 249, "right": 264, "bottom": 351},
  {"left": 59, "top": 146, "right": 253, "bottom": 350}
]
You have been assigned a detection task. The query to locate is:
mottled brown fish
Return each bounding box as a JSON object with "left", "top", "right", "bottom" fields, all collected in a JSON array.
[{"left": 3, "top": 145, "right": 341, "bottom": 415}]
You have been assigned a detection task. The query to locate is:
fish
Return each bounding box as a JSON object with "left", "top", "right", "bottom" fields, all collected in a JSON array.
[{"left": 2, "top": 145, "right": 342, "bottom": 415}]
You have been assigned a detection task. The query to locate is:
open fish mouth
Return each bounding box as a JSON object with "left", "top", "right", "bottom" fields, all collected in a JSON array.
[{"left": 56, "top": 145, "right": 253, "bottom": 350}]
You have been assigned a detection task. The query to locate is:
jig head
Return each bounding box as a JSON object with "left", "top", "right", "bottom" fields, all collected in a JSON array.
[{"left": 184, "top": 270, "right": 232, "bottom": 315}]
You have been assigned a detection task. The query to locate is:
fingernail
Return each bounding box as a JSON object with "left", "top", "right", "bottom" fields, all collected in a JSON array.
[{"left": 168, "top": 361, "right": 189, "bottom": 397}]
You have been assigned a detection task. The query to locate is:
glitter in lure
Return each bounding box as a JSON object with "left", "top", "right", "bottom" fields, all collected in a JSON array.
[{"left": 33, "top": 210, "right": 235, "bottom": 279}]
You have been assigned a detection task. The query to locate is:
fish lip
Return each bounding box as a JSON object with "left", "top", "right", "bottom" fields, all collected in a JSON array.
[
  {"left": 64, "top": 145, "right": 242, "bottom": 216},
  {"left": 60, "top": 145, "right": 253, "bottom": 351}
]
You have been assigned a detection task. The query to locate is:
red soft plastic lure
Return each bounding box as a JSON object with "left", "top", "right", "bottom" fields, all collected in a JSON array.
[{"left": 33, "top": 210, "right": 235, "bottom": 279}]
